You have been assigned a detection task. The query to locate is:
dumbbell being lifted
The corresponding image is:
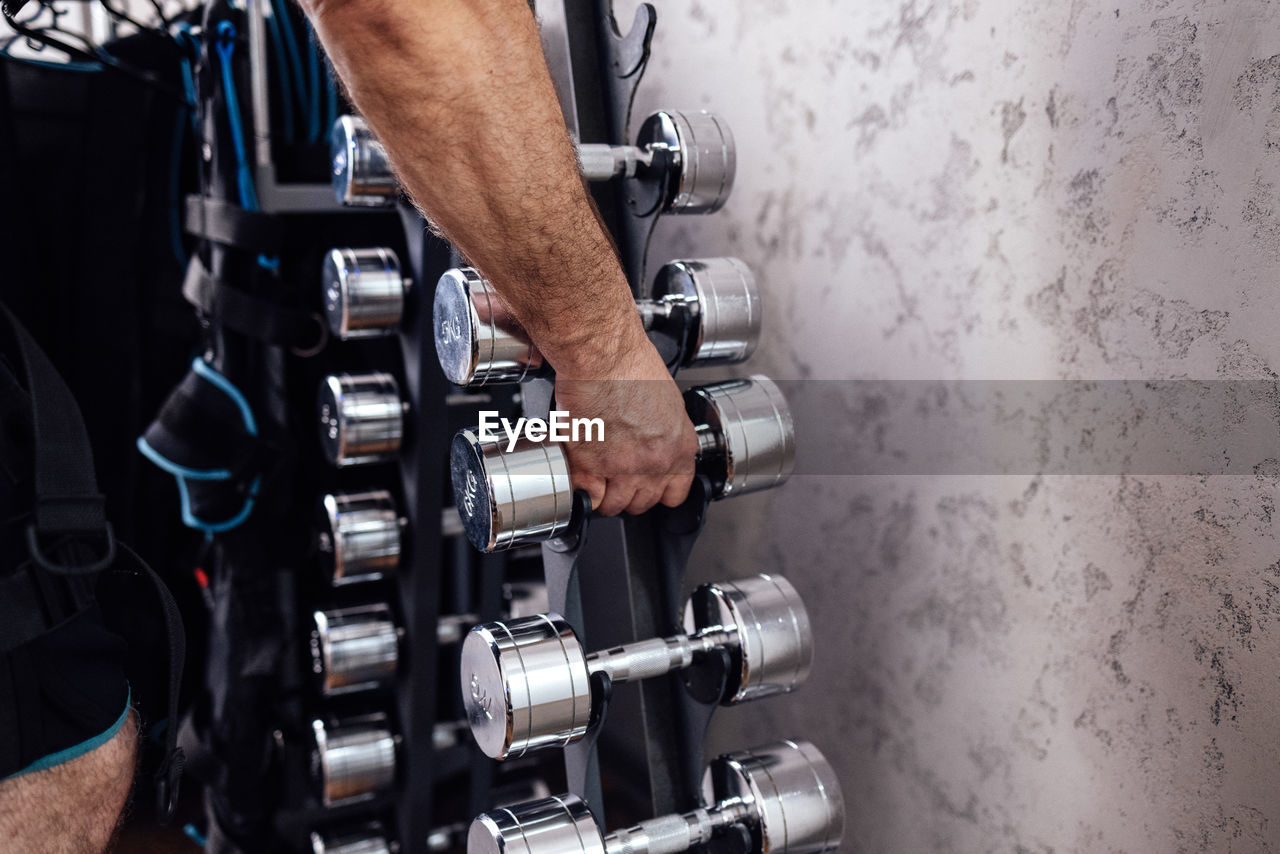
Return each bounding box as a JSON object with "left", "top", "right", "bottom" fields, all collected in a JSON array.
[
  {"left": 449, "top": 375, "right": 794, "bottom": 553},
  {"left": 467, "top": 740, "right": 843, "bottom": 854},
  {"left": 433, "top": 257, "right": 759, "bottom": 387},
  {"left": 461, "top": 573, "right": 811, "bottom": 760},
  {"left": 330, "top": 110, "right": 735, "bottom": 214}
]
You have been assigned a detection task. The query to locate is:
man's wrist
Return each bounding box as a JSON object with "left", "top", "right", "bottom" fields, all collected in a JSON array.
[{"left": 546, "top": 320, "right": 653, "bottom": 380}]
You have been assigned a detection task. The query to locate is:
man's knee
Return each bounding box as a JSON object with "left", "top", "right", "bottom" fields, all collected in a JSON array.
[{"left": 0, "top": 712, "right": 138, "bottom": 854}]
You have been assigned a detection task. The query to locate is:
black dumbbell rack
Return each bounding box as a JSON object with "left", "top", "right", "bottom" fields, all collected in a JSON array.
[
  {"left": 190, "top": 0, "right": 758, "bottom": 851},
  {"left": 520, "top": 0, "right": 746, "bottom": 835}
]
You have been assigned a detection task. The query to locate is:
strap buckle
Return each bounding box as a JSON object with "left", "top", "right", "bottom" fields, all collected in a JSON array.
[
  {"left": 155, "top": 746, "right": 186, "bottom": 823},
  {"left": 25, "top": 522, "right": 117, "bottom": 575}
]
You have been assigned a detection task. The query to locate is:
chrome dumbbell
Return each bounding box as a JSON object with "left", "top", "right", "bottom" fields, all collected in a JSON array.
[
  {"left": 318, "top": 490, "right": 402, "bottom": 585},
  {"left": 323, "top": 247, "right": 412, "bottom": 341},
  {"left": 450, "top": 375, "right": 793, "bottom": 553},
  {"left": 331, "top": 115, "right": 398, "bottom": 206},
  {"left": 311, "top": 824, "right": 462, "bottom": 854},
  {"left": 318, "top": 491, "right": 482, "bottom": 584},
  {"left": 310, "top": 827, "right": 395, "bottom": 854},
  {"left": 433, "top": 257, "right": 759, "bottom": 387},
  {"left": 331, "top": 111, "right": 734, "bottom": 214},
  {"left": 318, "top": 372, "right": 407, "bottom": 467},
  {"left": 311, "top": 717, "right": 398, "bottom": 806},
  {"left": 312, "top": 604, "right": 399, "bottom": 696},
  {"left": 311, "top": 717, "right": 468, "bottom": 806},
  {"left": 579, "top": 110, "right": 736, "bottom": 214},
  {"left": 461, "top": 573, "right": 810, "bottom": 760},
  {"left": 310, "top": 603, "right": 489, "bottom": 696},
  {"left": 467, "top": 740, "right": 843, "bottom": 854}
]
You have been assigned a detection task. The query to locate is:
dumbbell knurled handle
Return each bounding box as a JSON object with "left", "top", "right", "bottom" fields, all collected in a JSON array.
[
  {"left": 603, "top": 801, "right": 752, "bottom": 854},
  {"left": 585, "top": 629, "right": 733, "bottom": 684},
  {"left": 577, "top": 143, "right": 652, "bottom": 181},
  {"left": 605, "top": 812, "right": 700, "bottom": 854}
]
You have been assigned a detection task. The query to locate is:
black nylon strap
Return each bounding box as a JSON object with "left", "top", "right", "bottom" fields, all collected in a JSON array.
[
  {"left": 0, "top": 0, "right": 33, "bottom": 19},
  {"left": 0, "top": 305, "right": 107, "bottom": 538},
  {"left": 183, "top": 195, "right": 282, "bottom": 253},
  {"left": 181, "top": 257, "right": 319, "bottom": 349},
  {"left": 116, "top": 542, "right": 186, "bottom": 823}
]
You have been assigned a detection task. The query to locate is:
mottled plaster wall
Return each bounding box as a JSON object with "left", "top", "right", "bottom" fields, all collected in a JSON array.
[{"left": 613, "top": 1, "right": 1280, "bottom": 851}]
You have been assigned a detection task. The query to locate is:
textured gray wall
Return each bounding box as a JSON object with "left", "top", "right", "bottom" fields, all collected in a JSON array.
[{"left": 615, "top": 1, "right": 1280, "bottom": 851}]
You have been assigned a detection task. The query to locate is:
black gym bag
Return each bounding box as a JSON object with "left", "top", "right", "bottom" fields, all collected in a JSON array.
[{"left": 0, "top": 302, "right": 186, "bottom": 820}]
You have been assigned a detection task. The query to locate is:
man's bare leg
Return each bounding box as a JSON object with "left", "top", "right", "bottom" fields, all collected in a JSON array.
[{"left": 0, "top": 713, "right": 137, "bottom": 854}]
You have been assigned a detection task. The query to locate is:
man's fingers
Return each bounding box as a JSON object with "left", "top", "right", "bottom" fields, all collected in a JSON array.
[
  {"left": 572, "top": 472, "right": 606, "bottom": 513},
  {"left": 659, "top": 471, "right": 694, "bottom": 508},
  {"left": 625, "top": 485, "right": 664, "bottom": 516},
  {"left": 596, "top": 481, "right": 637, "bottom": 517}
]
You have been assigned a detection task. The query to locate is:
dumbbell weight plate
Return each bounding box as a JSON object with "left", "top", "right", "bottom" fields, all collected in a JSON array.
[
  {"left": 331, "top": 115, "right": 398, "bottom": 206},
  {"left": 461, "top": 613, "right": 592, "bottom": 760},
  {"left": 312, "top": 720, "right": 397, "bottom": 806},
  {"left": 450, "top": 430, "right": 572, "bottom": 553},
  {"left": 318, "top": 491, "right": 401, "bottom": 585},
  {"left": 704, "top": 740, "right": 844, "bottom": 854},
  {"left": 468, "top": 794, "right": 604, "bottom": 854},
  {"left": 651, "top": 257, "right": 760, "bottom": 367},
  {"left": 318, "top": 373, "right": 404, "bottom": 467},
  {"left": 312, "top": 604, "right": 399, "bottom": 695},
  {"left": 433, "top": 267, "right": 545, "bottom": 387},
  {"left": 311, "top": 830, "right": 392, "bottom": 854},
  {"left": 684, "top": 375, "right": 795, "bottom": 498},
  {"left": 636, "top": 110, "right": 736, "bottom": 215},
  {"left": 323, "top": 247, "right": 405, "bottom": 340},
  {"left": 684, "top": 574, "right": 812, "bottom": 703}
]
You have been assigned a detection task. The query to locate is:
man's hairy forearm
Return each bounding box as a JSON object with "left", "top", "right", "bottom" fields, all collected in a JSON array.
[{"left": 303, "top": 0, "right": 645, "bottom": 377}]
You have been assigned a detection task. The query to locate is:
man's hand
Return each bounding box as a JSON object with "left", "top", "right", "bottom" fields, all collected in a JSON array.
[{"left": 553, "top": 330, "right": 697, "bottom": 516}]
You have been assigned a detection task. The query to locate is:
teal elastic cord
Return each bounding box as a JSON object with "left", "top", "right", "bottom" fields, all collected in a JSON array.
[
  {"left": 263, "top": 0, "right": 296, "bottom": 143},
  {"left": 271, "top": 0, "right": 309, "bottom": 130},
  {"left": 214, "top": 21, "right": 279, "bottom": 269},
  {"left": 214, "top": 22, "right": 258, "bottom": 212},
  {"left": 3, "top": 688, "right": 131, "bottom": 781}
]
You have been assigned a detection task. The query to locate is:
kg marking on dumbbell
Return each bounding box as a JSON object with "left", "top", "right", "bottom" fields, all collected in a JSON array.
[
  {"left": 331, "top": 111, "right": 734, "bottom": 214},
  {"left": 433, "top": 257, "right": 759, "bottom": 387},
  {"left": 311, "top": 716, "right": 469, "bottom": 806},
  {"left": 461, "top": 573, "right": 810, "bottom": 760},
  {"left": 450, "top": 375, "right": 794, "bottom": 553},
  {"left": 467, "top": 740, "right": 843, "bottom": 854},
  {"left": 310, "top": 603, "right": 485, "bottom": 696}
]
